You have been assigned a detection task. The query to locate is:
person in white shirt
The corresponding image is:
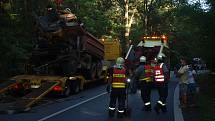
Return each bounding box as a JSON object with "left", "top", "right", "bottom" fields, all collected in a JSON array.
[{"left": 177, "top": 58, "right": 189, "bottom": 108}]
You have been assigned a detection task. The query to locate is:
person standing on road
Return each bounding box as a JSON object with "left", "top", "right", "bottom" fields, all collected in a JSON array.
[
  {"left": 106, "top": 57, "right": 128, "bottom": 118},
  {"left": 187, "top": 64, "right": 198, "bottom": 107},
  {"left": 153, "top": 53, "right": 169, "bottom": 113},
  {"left": 177, "top": 58, "right": 189, "bottom": 108},
  {"left": 131, "top": 56, "right": 153, "bottom": 111}
]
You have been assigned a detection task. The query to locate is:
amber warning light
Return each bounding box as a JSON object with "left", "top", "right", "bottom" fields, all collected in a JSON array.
[
  {"left": 142, "top": 35, "right": 167, "bottom": 41},
  {"left": 161, "top": 35, "right": 167, "bottom": 40}
]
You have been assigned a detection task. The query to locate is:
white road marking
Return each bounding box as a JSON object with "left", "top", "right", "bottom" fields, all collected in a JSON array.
[{"left": 38, "top": 92, "right": 107, "bottom": 121}]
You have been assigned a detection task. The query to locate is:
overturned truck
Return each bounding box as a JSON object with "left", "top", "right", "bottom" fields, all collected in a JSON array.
[{"left": 28, "top": 9, "right": 104, "bottom": 80}]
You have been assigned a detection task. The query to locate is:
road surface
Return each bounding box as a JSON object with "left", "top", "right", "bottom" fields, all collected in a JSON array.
[{"left": 0, "top": 79, "right": 177, "bottom": 121}]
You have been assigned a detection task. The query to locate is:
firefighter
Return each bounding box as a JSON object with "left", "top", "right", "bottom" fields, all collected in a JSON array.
[
  {"left": 153, "top": 53, "right": 169, "bottom": 113},
  {"left": 132, "top": 56, "right": 153, "bottom": 111},
  {"left": 106, "top": 57, "right": 128, "bottom": 118}
]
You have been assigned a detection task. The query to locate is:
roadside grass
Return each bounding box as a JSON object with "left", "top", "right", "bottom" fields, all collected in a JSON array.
[
  {"left": 198, "top": 94, "right": 215, "bottom": 121},
  {"left": 196, "top": 73, "right": 215, "bottom": 121},
  {"left": 183, "top": 73, "right": 215, "bottom": 121}
]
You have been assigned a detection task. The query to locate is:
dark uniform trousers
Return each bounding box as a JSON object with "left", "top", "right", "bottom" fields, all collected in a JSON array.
[
  {"left": 154, "top": 82, "right": 168, "bottom": 113},
  {"left": 140, "top": 81, "right": 152, "bottom": 104},
  {"left": 154, "top": 82, "right": 168, "bottom": 104},
  {"left": 109, "top": 88, "right": 126, "bottom": 112}
]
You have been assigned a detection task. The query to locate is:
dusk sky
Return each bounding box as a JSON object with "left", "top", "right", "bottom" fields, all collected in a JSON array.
[{"left": 188, "top": 0, "right": 210, "bottom": 10}]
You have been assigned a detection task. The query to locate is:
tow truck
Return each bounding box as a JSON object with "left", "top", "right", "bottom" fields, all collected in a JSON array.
[{"left": 135, "top": 35, "right": 170, "bottom": 68}]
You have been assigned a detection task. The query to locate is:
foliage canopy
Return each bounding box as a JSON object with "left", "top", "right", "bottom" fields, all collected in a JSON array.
[{"left": 0, "top": 0, "right": 215, "bottom": 79}]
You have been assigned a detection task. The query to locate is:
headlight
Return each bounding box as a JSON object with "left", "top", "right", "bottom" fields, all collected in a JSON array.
[{"left": 69, "top": 77, "right": 76, "bottom": 80}]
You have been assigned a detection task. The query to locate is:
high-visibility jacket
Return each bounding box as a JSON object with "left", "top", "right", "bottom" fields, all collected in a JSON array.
[
  {"left": 154, "top": 63, "right": 165, "bottom": 83},
  {"left": 140, "top": 65, "right": 153, "bottom": 82},
  {"left": 112, "top": 67, "right": 126, "bottom": 88}
]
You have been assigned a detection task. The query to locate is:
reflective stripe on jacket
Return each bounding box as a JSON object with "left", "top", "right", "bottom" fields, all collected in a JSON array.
[
  {"left": 140, "top": 65, "right": 153, "bottom": 82},
  {"left": 112, "top": 67, "right": 126, "bottom": 88},
  {"left": 154, "top": 63, "right": 165, "bottom": 82}
]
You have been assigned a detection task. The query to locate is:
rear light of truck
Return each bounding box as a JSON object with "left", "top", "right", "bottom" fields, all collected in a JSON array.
[
  {"left": 52, "top": 85, "right": 62, "bottom": 91},
  {"left": 12, "top": 83, "right": 22, "bottom": 89}
]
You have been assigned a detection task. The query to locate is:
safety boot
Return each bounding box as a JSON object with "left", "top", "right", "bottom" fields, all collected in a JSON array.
[
  {"left": 161, "top": 105, "right": 167, "bottom": 113},
  {"left": 117, "top": 112, "right": 124, "bottom": 118},
  {"left": 143, "top": 102, "right": 151, "bottom": 111},
  {"left": 143, "top": 104, "right": 152, "bottom": 111},
  {"left": 154, "top": 103, "right": 162, "bottom": 114}
]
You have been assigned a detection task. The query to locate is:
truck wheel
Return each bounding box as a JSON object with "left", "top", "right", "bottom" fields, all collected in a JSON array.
[
  {"left": 63, "top": 82, "right": 72, "bottom": 97},
  {"left": 91, "top": 63, "right": 97, "bottom": 80},
  {"left": 71, "top": 81, "right": 80, "bottom": 94},
  {"left": 96, "top": 61, "right": 103, "bottom": 78}
]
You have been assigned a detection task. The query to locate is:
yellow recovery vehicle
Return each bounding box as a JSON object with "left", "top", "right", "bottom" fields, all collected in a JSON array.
[
  {"left": 100, "top": 37, "right": 122, "bottom": 69},
  {"left": 0, "top": 9, "right": 107, "bottom": 112}
]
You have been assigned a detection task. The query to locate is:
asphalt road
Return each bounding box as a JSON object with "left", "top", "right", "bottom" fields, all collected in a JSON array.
[{"left": 0, "top": 80, "right": 177, "bottom": 121}]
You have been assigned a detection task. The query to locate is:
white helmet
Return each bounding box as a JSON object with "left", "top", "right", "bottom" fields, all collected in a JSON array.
[
  {"left": 157, "top": 53, "right": 166, "bottom": 60},
  {"left": 116, "top": 57, "right": 125, "bottom": 65},
  {"left": 140, "top": 56, "right": 146, "bottom": 63}
]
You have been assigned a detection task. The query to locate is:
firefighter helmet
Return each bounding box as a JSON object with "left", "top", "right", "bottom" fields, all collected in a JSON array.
[
  {"left": 140, "top": 56, "right": 146, "bottom": 63},
  {"left": 116, "top": 57, "right": 125, "bottom": 65},
  {"left": 157, "top": 53, "right": 166, "bottom": 60}
]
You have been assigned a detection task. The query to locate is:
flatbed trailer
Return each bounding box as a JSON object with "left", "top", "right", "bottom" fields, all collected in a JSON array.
[
  {"left": 0, "top": 73, "right": 107, "bottom": 113},
  {"left": 0, "top": 79, "right": 19, "bottom": 94}
]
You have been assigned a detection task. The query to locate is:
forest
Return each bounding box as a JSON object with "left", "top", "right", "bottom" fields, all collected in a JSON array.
[{"left": 0, "top": 0, "right": 215, "bottom": 79}]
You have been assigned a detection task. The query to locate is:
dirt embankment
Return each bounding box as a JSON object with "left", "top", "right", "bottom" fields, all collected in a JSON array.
[
  {"left": 197, "top": 73, "right": 215, "bottom": 98},
  {"left": 183, "top": 73, "right": 215, "bottom": 121}
]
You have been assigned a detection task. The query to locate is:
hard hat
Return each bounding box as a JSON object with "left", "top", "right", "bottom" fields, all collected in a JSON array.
[
  {"left": 116, "top": 57, "right": 125, "bottom": 65},
  {"left": 65, "top": 8, "right": 71, "bottom": 13},
  {"left": 140, "top": 56, "right": 146, "bottom": 63},
  {"left": 157, "top": 53, "right": 166, "bottom": 60}
]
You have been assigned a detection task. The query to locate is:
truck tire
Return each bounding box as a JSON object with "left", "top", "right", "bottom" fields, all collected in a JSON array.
[
  {"left": 91, "top": 61, "right": 103, "bottom": 80},
  {"left": 96, "top": 61, "right": 103, "bottom": 78},
  {"left": 63, "top": 82, "right": 72, "bottom": 97},
  {"left": 71, "top": 80, "right": 80, "bottom": 94},
  {"left": 90, "top": 63, "right": 97, "bottom": 80}
]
